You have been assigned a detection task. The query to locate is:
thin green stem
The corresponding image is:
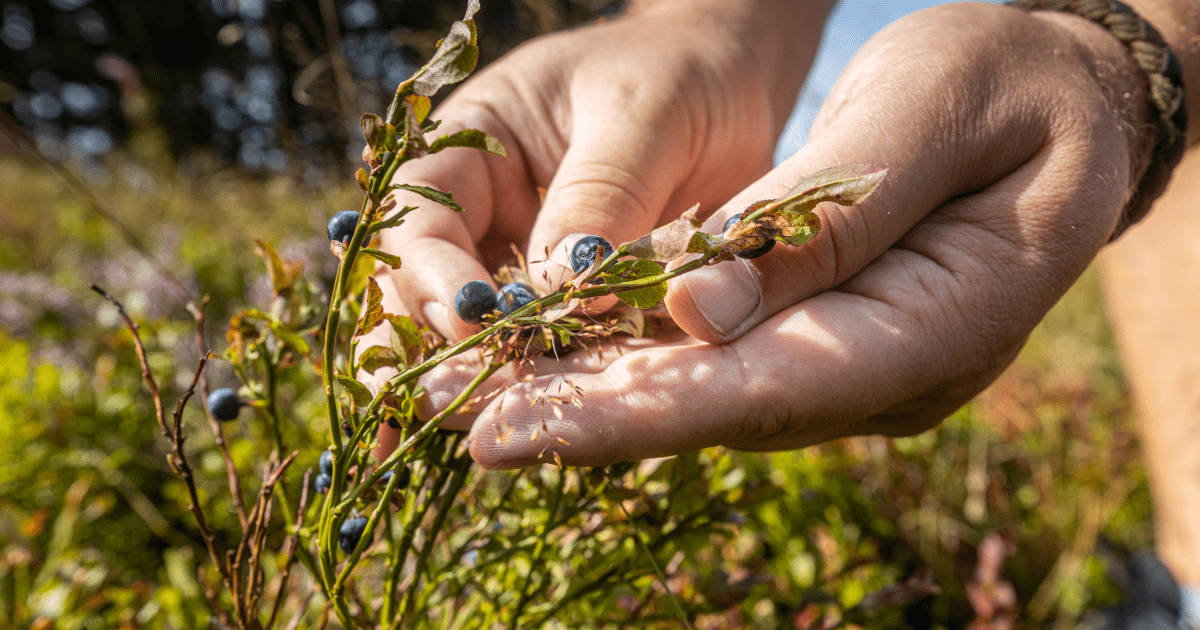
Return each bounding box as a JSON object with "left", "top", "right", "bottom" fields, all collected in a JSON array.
[
  {"left": 337, "top": 359, "right": 503, "bottom": 512},
  {"left": 381, "top": 459, "right": 437, "bottom": 625},
  {"left": 615, "top": 498, "right": 693, "bottom": 630},
  {"left": 397, "top": 456, "right": 471, "bottom": 621},
  {"left": 507, "top": 471, "right": 565, "bottom": 628}
]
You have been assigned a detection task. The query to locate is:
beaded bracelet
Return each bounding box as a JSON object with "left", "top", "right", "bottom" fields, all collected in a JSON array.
[{"left": 1007, "top": 0, "right": 1189, "bottom": 238}]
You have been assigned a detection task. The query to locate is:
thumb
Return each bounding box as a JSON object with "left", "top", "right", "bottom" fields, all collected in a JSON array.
[{"left": 522, "top": 106, "right": 694, "bottom": 297}]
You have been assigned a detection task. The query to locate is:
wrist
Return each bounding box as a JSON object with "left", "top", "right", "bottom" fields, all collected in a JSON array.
[{"left": 1015, "top": 0, "right": 1191, "bottom": 236}]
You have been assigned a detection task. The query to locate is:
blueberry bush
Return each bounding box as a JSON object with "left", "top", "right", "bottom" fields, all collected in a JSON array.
[{"left": 0, "top": 1, "right": 1157, "bottom": 628}]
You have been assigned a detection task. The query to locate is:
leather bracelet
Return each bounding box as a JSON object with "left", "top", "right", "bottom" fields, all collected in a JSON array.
[{"left": 1007, "top": 0, "right": 1189, "bottom": 238}]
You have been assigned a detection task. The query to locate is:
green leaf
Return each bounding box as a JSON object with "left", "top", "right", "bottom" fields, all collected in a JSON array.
[
  {"left": 429, "top": 129, "right": 507, "bottom": 157},
  {"left": 420, "top": 118, "right": 442, "bottom": 134},
  {"left": 268, "top": 321, "right": 312, "bottom": 356},
  {"left": 747, "top": 164, "right": 888, "bottom": 221},
  {"left": 372, "top": 206, "right": 416, "bottom": 232},
  {"left": 240, "top": 308, "right": 273, "bottom": 322},
  {"left": 356, "top": 276, "right": 385, "bottom": 337},
  {"left": 622, "top": 206, "right": 702, "bottom": 262},
  {"left": 601, "top": 260, "right": 667, "bottom": 309},
  {"left": 385, "top": 313, "right": 423, "bottom": 366},
  {"left": 337, "top": 374, "right": 373, "bottom": 407},
  {"left": 391, "top": 184, "right": 463, "bottom": 212},
  {"left": 361, "top": 247, "right": 402, "bottom": 270},
  {"left": 358, "top": 345, "right": 400, "bottom": 375}
]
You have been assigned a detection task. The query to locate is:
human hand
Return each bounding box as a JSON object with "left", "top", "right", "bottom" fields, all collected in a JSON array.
[
  {"left": 439, "top": 2, "right": 1163, "bottom": 468},
  {"left": 371, "top": 0, "right": 831, "bottom": 342}
]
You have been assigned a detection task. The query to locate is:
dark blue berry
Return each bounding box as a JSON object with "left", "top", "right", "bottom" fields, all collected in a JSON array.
[
  {"left": 379, "top": 467, "right": 411, "bottom": 490},
  {"left": 315, "top": 473, "right": 332, "bottom": 495},
  {"left": 327, "top": 210, "right": 360, "bottom": 245},
  {"left": 339, "top": 516, "right": 369, "bottom": 553},
  {"left": 496, "top": 283, "right": 536, "bottom": 315},
  {"left": 569, "top": 235, "right": 614, "bottom": 273},
  {"left": 207, "top": 387, "right": 242, "bottom": 421},
  {"left": 454, "top": 280, "right": 498, "bottom": 324},
  {"left": 723, "top": 215, "right": 775, "bottom": 259},
  {"left": 319, "top": 450, "right": 334, "bottom": 476}
]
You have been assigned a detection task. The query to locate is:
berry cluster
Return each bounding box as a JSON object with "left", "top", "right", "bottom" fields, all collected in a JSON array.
[
  {"left": 453, "top": 281, "right": 539, "bottom": 323},
  {"left": 452, "top": 235, "right": 615, "bottom": 323}
]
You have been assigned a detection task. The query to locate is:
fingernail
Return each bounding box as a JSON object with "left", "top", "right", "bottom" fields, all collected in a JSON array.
[
  {"left": 534, "top": 234, "right": 584, "bottom": 290},
  {"left": 682, "top": 259, "right": 762, "bottom": 340},
  {"left": 422, "top": 301, "right": 451, "bottom": 335}
]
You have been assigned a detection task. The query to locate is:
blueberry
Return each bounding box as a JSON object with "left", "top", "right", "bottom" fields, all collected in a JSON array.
[
  {"left": 327, "top": 210, "right": 360, "bottom": 245},
  {"left": 723, "top": 215, "right": 775, "bottom": 259},
  {"left": 379, "top": 467, "right": 411, "bottom": 490},
  {"left": 207, "top": 387, "right": 242, "bottom": 421},
  {"left": 339, "top": 516, "right": 370, "bottom": 554},
  {"left": 319, "top": 450, "right": 334, "bottom": 476},
  {"left": 454, "top": 280, "right": 498, "bottom": 324},
  {"left": 315, "top": 473, "right": 332, "bottom": 495},
  {"left": 569, "top": 235, "right": 614, "bottom": 273},
  {"left": 496, "top": 283, "right": 536, "bottom": 316}
]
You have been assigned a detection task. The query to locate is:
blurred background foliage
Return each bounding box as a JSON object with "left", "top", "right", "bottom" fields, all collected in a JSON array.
[{"left": 0, "top": 0, "right": 1157, "bottom": 628}]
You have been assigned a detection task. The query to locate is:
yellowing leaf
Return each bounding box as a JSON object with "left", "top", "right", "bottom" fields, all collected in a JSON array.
[
  {"left": 355, "top": 277, "right": 384, "bottom": 337},
  {"left": 254, "top": 239, "right": 304, "bottom": 296},
  {"left": 405, "top": 94, "right": 431, "bottom": 124}
]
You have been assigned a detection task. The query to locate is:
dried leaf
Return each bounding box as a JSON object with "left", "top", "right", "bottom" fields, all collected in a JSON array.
[
  {"left": 356, "top": 277, "right": 384, "bottom": 337},
  {"left": 225, "top": 312, "right": 261, "bottom": 362},
  {"left": 539, "top": 298, "right": 581, "bottom": 324},
  {"left": 429, "top": 129, "right": 507, "bottom": 157},
  {"left": 622, "top": 205, "right": 702, "bottom": 261}
]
